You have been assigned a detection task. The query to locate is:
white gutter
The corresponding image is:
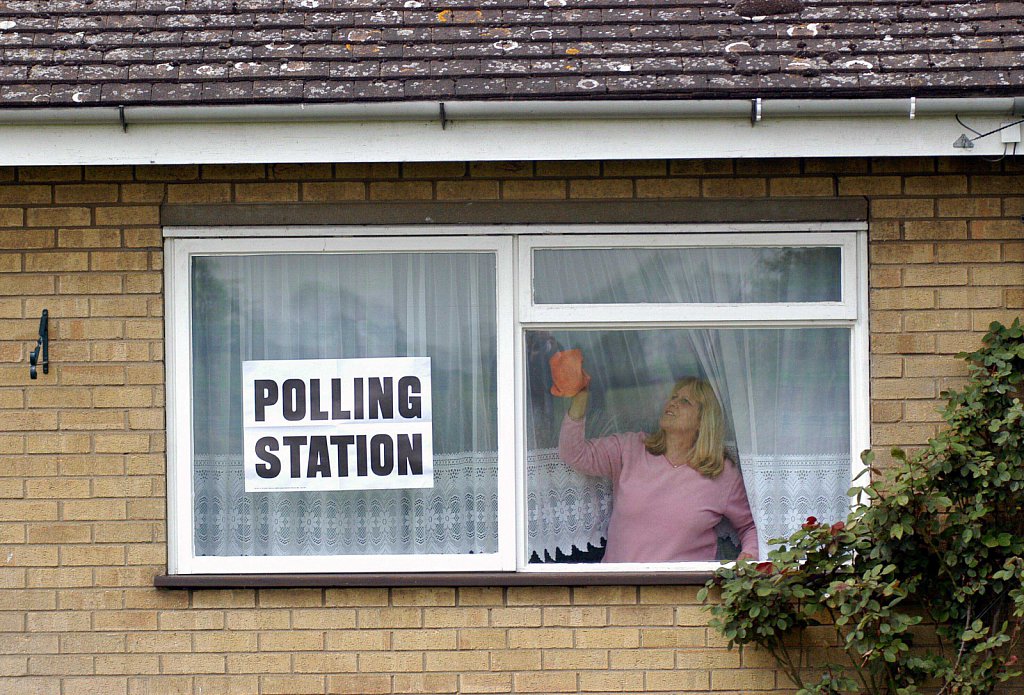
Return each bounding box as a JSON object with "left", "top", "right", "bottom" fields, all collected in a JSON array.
[
  {"left": 0, "top": 97, "right": 1019, "bottom": 124},
  {"left": 0, "top": 97, "right": 1019, "bottom": 165}
]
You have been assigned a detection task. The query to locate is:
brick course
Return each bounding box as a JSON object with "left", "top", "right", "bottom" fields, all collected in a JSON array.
[{"left": 0, "top": 158, "right": 1021, "bottom": 694}]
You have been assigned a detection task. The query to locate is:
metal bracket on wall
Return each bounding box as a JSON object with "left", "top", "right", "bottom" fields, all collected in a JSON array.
[{"left": 29, "top": 309, "right": 48, "bottom": 379}]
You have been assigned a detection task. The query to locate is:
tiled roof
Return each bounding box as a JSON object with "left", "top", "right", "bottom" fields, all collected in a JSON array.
[{"left": 0, "top": 0, "right": 1021, "bottom": 107}]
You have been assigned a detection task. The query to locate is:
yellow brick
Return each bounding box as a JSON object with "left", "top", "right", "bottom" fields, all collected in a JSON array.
[
  {"left": 641, "top": 627, "right": 706, "bottom": 648},
  {"left": 872, "top": 400, "right": 903, "bottom": 422},
  {"left": 191, "top": 675, "right": 261, "bottom": 695},
  {"left": 436, "top": 179, "right": 500, "bottom": 200},
  {"left": 0, "top": 185, "right": 52, "bottom": 204},
  {"left": 576, "top": 627, "right": 641, "bottom": 648},
  {"left": 457, "top": 628, "right": 506, "bottom": 650},
  {"left": 607, "top": 605, "right": 675, "bottom": 625},
  {"left": 0, "top": 500, "right": 59, "bottom": 522},
  {"left": 424, "top": 651, "right": 487, "bottom": 672},
  {"left": 93, "top": 521, "right": 154, "bottom": 543},
  {"left": 126, "top": 633, "right": 191, "bottom": 653},
  {"left": 62, "top": 677, "right": 128, "bottom": 695},
  {"left": 870, "top": 288, "right": 935, "bottom": 310},
  {"left": 325, "top": 629, "right": 387, "bottom": 651},
  {"left": 54, "top": 184, "right": 119, "bottom": 203},
  {"left": 769, "top": 177, "right": 835, "bottom": 197},
  {"left": 936, "top": 197, "right": 1002, "bottom": 217},
  {"left": 123, "top": 228, "right": 162, "bottom": 247},
  {"left": 26, "top": 523, "right": 91, "bottom": 544},
  {"left": 57, "top": 228, "right": 122, "bottom": 248},
  {"left": 490, "top": 649, "right": 542, "bottom": 671},
  {"left": 28, "top": 567, "right": 93, "bottom": 589},
  {"left": 422, "top": 607, "right": 489, "bottom": 627},
  {"left": 402, "top": 162, "right": 467, "bottom": 179},
  {"left": 971, "top": 264, "right": 1024, "bottom": 286},
  {"left": 513, "top": 671, "right": 577, "bottom": 693},
  {"left": 541, "top": 648, "right": 607, "bottom": 670},
  {"left": 674, "top": 648, "right": 741, "bottom": 669},
  {"left": 26, "top": 207, "right": 91, "bottom": 227},
  {"left": 507, "top": 586, "right": 570, "bottom": 606},
  {"left": 94, "top": 206, "right": 160, "bottom": 226},
  {"left": 60, "top": 409, "right": 126, "bottom": 430},
  {"left": 225, "top": 653, "right": 291, "bottom": 674},
  {"left": 501, "top": 179, "right": 567, "bottom": 200},
  {"left": 166, "top": 183, "right": 233, "bottom": 204},
  {"left": 224, "top": 609, "right": 289, "bottom": 630},
  {"left": 568, "top": 178, "right": 634, "bottom": 199},
  {"left": 635, "top": 178, "right": 700, "bottom": 198},
  {"left": 61, "top": 545, "right": 126, "bottom": 565},
  {"left": 327, "top": 674, "right": 391, "bottom": 694},
  {"left": 609, "top": 647, "right": 674, "bottom": 669},
  {"left": 647, "top": 669, "right": 712, "bottom": 690},
  {"left": 159, "top": 610, "right": 225, "bottom": 630},
  {"left": 392, "top": 628, "right": 456, "bottom": 650},
  {"left": 335, "top": 163, "right": 400, "bottom": 179},
  {"left": 91, "top": 296, "right": 150, "bottom": 316},
  {"left": 300, "top": 182, "right": 367, "bottom": 202},
  {"left": 935, "top": 241, "right": 1003, "bottom": 262},
  {"left": 870, "top": 266, "right": 901, "bottom": 288},
  {"left": 26, "top": 611, "right": 91, "bottom": 632},
  {"left": 161, "top": 654, "right": 226, "bottom": 675},
  {"left": 904, "top": 399, "right": 946, "bottom": 422},
  {"left": 95, "top": 655, "right": 160, "bottom": 675},
  {"left": 969, "top": 174, "right": 1024, "bottom": 194},
  {"left": 579, "top": 670, "right": 644, "bottom": 692},
  {"left": 573, "top": 585, "right": 637, "bottom": 605},
  {"left": 392, "top": 673, "right": 458, "bottom": 694},
  {"left": 702, "top": 178, "right": 766, "bottom": 198},
  {"left": 25, "top": 251, "right": 89, "bottom": 271},
  {"left": 536, "top": 161, "right": 600, "bottom": 177},
  {"left": 260, "top": 630, "right": 322, "bottom": 651},
  {"left": 936, "top": 287, "right": 1003, "bottom": 308},
  {"left": 25, "top": 478, "right": 91, "bottom": 498},
  {"left": 270, "top": 163, "right": 333, "bottom": 180},
  {"left": 56, "top": 588, "right": 123, "bottom": 610},
  {"left": 0, "top": 208, "right": 24, "bottom": 226},
  {"left": 258, "top": 587, "right": 323, "bottom": 607},
  {"left": 94, "top": 433, "right": 151, "bottom": 453},
  {"left": 120, "top": 183, "right": 166, "bottom": 203},
  {"left": 490, "top": 607, "right": 542, "bottom": 627},
  {"left": 871, "top": 378, "right": 936, "bottom": 400},
  {"left": 870, "top": 242, "right": 935, "bottom": 264},
  {"left": 872, "top": 199, "right": 935, "bottom": 219},
  {"left": 670, "top": 160, "right": 734, "bottom": 175},
  {"left": 392, "top": 587, "right": 455, "bottom": 606},
  {"left": 201, "top": 164, "right": 267, "bottom": 181},
  {"left": 0, "top": 274, "right": 54, "bottom": 295},
  {"left": 711, "top": 668, "right": 778, "bottom": 690},
  {"left": 604, "top": 160, "right": 667, "bottom": 176},
  {"left": 369, "top": 181, "right": 433, "bottom": 201},
  {"left": 358, "top": 651, "right": 423, "bottom": 672},
  {"left": 59, "top": 274, "right": 123, "bottom": 294},
  {"left": 190, "top": 590, "right": 254, "bottom": 610},
  {"left": 904, "top": 175, "right": 968, "bottom": 195},
  {"left": 90, "top": 251, "right": 148, "bottom": 271},
  {"left": 508, "top": 627, "right": 573, "bottom": 648},
  {"left": 459, "top": 673, "right": 512, "bottom": 693},
  {"left": 261, "top": 675, "right": 325, "bottom": 695},
  {"left": 234, "top": 182, "right": 299, "bottom": 203},
  {"left": 904, "top": 220, "right": 968, "bottom": 240}
]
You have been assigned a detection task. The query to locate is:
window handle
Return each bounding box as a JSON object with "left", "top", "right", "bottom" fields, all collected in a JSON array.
[{"left": 29, "top": 309, "right": 48, "bottom": 379}]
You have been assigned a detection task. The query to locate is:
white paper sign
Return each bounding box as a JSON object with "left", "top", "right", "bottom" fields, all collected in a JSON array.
[{"left": 241, "top": 357, "right": 433, "bottom": 493}]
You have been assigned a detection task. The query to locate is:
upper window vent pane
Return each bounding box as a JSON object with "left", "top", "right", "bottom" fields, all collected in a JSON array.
[{"left": 532, "top": 246, "right": 842, "bottom": 305}]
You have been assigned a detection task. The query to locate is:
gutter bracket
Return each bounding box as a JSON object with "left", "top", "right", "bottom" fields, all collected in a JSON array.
[
  {"left": 750, "top": 98, "right": 762, "bottom": 126},
  {"left": 118, "top": 105, "right": 127, "bottom": 133},
  {"left": 439, "top": 102, "right": 448, "bottom": 131},
  {"left": 909, "top": 96, "right": 916, "bottom": 120}
]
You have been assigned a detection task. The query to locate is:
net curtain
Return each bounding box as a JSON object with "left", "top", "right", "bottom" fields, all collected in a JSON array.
[{"left": 191, "top": 248, "right": 852, "bottom": 561}]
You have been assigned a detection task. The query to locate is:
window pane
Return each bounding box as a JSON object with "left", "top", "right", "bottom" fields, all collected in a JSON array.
[
  {"left": 532, "top": 246, "right": 841, "bottom": 304},
  {"left": 191, "top": 253, "right": 498, "bottom": 557},
  {"left": 525, "top": 327, "right": 850, "bottom": 563}
]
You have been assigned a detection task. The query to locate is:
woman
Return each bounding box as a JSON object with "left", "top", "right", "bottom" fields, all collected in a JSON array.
[{"left": 553, "top": 352, "right": 758, "bottom": 562}]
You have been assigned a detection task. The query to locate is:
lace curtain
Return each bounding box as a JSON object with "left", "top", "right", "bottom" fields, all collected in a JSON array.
[{"left": 192, "top": 245, "right": 852, "bottom": 561}]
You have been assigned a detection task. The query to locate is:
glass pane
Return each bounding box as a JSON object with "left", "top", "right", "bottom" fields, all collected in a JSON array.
[
  {"left": 525, "top": 327, "right": 850, "bottom": 563},
  {"left": 533, "top": 246, "right": 841, "bottom": 304},
  {"left": 191, "top": 252, "right": 498, "bottom": 557}
]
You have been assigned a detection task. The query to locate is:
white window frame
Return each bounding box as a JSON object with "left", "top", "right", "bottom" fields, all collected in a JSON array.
[{"left": 164, "top": 224, "right": 869, "bottom": 576}]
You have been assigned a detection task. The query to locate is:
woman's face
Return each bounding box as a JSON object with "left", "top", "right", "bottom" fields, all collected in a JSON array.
[{"left": 659, "top": 385, "right": 701, "bottom": 436}]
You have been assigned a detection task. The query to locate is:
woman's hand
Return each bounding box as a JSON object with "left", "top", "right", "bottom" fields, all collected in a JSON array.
[{"left": 549, "top": 349, "right": 591, "bottom": 398}]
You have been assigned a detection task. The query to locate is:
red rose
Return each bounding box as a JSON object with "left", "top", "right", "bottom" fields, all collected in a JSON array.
[
  {"left": 802, "top": 516, "right": 818, "bottom": 529},
  {"left": 755, "top": 561, "right": 775, "bottom": 574}
]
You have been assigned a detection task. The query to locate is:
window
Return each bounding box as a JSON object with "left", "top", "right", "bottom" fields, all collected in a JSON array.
[{"left": 165, "top": 226, "right": 868, "bottom": 575}]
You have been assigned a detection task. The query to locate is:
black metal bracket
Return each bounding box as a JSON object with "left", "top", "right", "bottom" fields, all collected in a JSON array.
[
  {"left": 29, "top": 309, "right": 48, "bottom": 379},
  {"left": 439, "top": 102, "right": 448, "bottom": 130}
]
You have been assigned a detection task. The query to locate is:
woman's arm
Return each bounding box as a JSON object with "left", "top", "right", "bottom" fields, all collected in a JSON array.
[
  {"left": 558, "top": 392, "right": 625, "bottom": 481},
  {"left": 724, "top": 464, "right": 759, "bottom": 559}
]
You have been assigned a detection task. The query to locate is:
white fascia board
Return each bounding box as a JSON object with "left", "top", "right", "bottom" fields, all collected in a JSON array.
[{"left": 0, "top": 98, "right": 1018, "bottom": 165}]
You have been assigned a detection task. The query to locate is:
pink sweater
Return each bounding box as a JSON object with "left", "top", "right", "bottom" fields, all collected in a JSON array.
[{"left": 559, "top": 415, "right": 758, "bottom": 562}]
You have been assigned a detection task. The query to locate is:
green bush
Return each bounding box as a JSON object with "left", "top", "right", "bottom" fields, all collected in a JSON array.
[{"left": 699, "top": 319, "right": 1024, "bottom": 694}]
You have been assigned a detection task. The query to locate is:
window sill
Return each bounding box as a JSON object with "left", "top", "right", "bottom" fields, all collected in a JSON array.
[{"left": 154, "top": 571, "right": 716, "bottom": 589}]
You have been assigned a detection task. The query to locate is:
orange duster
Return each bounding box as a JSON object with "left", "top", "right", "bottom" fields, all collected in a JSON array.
[{"left": 549, "top": 349, "right": 591, "bottom": 397}]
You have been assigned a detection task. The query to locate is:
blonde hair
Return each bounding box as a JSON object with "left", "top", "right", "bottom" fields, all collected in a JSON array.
[{"left": 644, "top": 377, "right": 726, "bottom": 478}]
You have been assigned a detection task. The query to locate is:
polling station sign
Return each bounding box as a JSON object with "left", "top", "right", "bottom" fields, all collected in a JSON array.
[{"left": 241, "top": 357, "right": 432, "bottom": 493}]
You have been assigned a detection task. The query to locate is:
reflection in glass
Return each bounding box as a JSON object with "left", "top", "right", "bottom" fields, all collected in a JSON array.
[
  {"left": 533, "top": 246, "right": 842, "bottom": 304},
  {"left": 525, "top": 328, "right": 851, "bottom": 563},
  {"left": 191, "top": 253, "right": 498, "bottom": 557}
]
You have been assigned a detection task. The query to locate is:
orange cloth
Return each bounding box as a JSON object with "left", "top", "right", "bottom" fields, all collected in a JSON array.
[{"left": 549, "top": 349, "right": 591, "bottom": 397}]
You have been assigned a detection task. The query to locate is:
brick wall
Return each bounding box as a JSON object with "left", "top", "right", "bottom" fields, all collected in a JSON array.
[{"left": 0, "top": 158, "right": 1021, "bottom": 694}]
